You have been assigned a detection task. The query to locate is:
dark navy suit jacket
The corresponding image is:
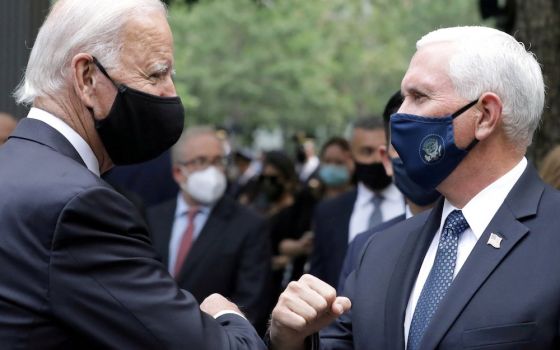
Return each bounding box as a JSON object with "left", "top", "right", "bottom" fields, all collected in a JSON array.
[
  {"left": 0, "top": 118, "right": 265, "bottom": 349},
  {"left": 146, "top": 196, "right": 271, "bottom": 332},
  {"left": 309, "top": 189, "right": 357, "bottom": 287},
  {"left": 337, "top": 214, "right": 406, "bottom": 293},
  {"left": 314, "top": 164, "right": 560, "bottom": 349}
]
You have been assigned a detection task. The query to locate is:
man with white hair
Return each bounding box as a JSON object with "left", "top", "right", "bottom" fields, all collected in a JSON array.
[
  {"left": 0, "top": 0, "right": 265, "bottom": 349},
  {"left": 268, "top": 26, "right": 560, "bottom": 349}
]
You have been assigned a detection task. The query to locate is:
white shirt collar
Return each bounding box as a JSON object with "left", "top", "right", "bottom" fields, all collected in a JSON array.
[
  {"left": 356, "top": 181, "right": 402, "bottom": 207},
  {"left": 174, "top": 193, "right": 212, "bottom": 218},
  {"left": 27, "top": 107, "right": 100, "bottom": 176},
  {"left": 441, "top": 157, "right": 527, "bottom": 239}
]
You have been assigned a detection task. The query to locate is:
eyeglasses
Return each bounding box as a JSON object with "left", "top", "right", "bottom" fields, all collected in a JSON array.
[{"left": 178, "top": 156, "right": 228, "bottom": 169}]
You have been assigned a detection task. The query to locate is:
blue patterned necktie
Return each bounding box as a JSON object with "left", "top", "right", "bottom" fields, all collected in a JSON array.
[{"left": 407, "top": 210, "right": 469, "bottom": 350}]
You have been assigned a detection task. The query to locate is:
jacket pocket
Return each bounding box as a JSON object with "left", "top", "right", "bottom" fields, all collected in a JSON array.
[{"left": 462, "top": 322, "right": 536, "bottom": 348}]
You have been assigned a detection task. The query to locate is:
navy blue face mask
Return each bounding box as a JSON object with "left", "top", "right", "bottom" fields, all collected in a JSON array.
[
  {"left": 391, "top": 157, "right": 441, "bottom": 206},
  {"left": 390, "top": 99, "right": 479, "bottom": 189}
]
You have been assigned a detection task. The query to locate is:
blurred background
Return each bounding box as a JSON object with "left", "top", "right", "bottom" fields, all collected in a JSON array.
[{"left": 1, "top": 0, "right": 558, "bottom": 162}]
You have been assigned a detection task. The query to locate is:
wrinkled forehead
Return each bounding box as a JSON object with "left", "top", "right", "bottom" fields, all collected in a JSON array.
[{"left": 119, "top": 13, "right": 174, "bottom": 64}]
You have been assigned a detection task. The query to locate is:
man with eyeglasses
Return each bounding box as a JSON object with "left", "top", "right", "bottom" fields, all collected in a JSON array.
[{"left": 147, "top": 126, "right": 271, "bottom": 334}]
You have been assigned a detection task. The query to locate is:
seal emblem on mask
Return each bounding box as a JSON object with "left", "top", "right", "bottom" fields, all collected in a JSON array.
[{"left": 419, "top": 134, "right": 444, "bottom": 164}]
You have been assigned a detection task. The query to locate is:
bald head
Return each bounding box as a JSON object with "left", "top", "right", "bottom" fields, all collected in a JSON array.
[{"left": 0, "top": 113, "right": 17, "bottom": 145}]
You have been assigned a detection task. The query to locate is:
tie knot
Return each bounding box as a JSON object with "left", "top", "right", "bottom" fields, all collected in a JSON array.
[
  {"left": 371, "top": 195, "right": 384, "bottom": 206},
  {"left": 187, "top": 207, "right": 199, "bottom": 221},
  {"left": 443, "top": 210, "right": 469, "bottom": 237}
]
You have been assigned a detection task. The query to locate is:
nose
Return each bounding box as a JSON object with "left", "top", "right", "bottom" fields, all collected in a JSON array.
[{"left": 160, "top": 75, "right": 177, "bottom": 97}]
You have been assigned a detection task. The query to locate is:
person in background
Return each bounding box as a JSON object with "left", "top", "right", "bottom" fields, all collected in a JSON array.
[
  {"left": 309, "top": 116, "right": 406, "bottom": 287},
  {"left": 316, "top": 137, "right": 355, "bottom": 200},
  {"left": 244, "top": 151, "right": 314, "bottom": 312},
  {"left": 0, "top": 0, "right": 265, "bottom": 348},
  {"left": 270, "top": 26, "right": 560, "bottom": 350},
  {"left": 337, "top": 90, "right": 441, "bottom": 292},
  {"left": 298, "top": 138, "right": 320, "bottom": 184},
  {"left": 146, "top": 127, "right": 271, "bottom": 334},
  {"left": 227, "top": 148, "right": 259, "bottom": 199},
  {"left": 0, "top": 112, "right": 17, "bottom": 145},
  {"left": 539, "top": 144, "right": 560, "bottom": 190}
]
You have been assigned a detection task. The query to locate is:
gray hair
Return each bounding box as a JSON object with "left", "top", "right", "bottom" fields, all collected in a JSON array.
[
  {"left": 14, "top": 0, "right": 167, "bottom": 105},
  {"left": 171, "top": 126, "right": 223, "bottom": 164},
  {"left": 417, "top": 26, "right": 545, "bottom": 149}
]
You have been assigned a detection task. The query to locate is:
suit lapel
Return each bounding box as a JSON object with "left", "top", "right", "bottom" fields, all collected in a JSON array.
[
  {"left": 10, "top": 118, "right": 86, "bottom": 167},
  {"left": 176, "top": 198, "right": 233, "bottom": 283},
  {"left": 150, "top": 200, "right": 176, "bottom": 268},
  {"left": 418, "top": 164, "right": 544, "bottom": 350},
  {"left": 384, "top": 199, "right": 444, "bottom": 350}
]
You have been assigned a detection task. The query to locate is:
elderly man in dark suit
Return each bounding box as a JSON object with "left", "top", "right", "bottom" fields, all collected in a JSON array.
[
  {"left": 269, "top": 26, "right": 560, "bottom": 350},
  {"left": 0, "top": 0, "right": 265, "bottom": 349},
  {"left": 147, "top": 127, "right": 271, "bottom": 333}
]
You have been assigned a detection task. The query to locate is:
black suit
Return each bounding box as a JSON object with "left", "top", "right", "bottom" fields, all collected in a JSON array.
[
  {"left": 0, "top": 118, "right": 265, "bottom": 349},
  {"left": 146, "top": 196, "right": 271, "bottom": 330},
  {"left": 315, "top": 164, "right": 560, "bottom": 349},
  {"left": 309, "top": 189, "right": 357, "bottom": 287}
]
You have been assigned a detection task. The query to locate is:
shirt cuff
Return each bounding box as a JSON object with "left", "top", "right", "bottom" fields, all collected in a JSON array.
[{"left": 213, "top": 310, "right": 247, "bottom": 320}]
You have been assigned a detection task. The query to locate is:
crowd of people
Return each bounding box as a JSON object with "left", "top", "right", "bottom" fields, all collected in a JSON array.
[{"left": 2, "top": 0, "right": 560, "bottom": 349}]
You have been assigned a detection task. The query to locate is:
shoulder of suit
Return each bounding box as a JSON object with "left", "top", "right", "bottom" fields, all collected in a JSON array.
[{"left": 315, "top": 189, "right": 357, "bottom": 213}]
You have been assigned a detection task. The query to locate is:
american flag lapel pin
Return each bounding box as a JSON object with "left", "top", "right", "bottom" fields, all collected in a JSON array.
[{"left": 487, "top": 233, "right": 503, "bottom": 249}]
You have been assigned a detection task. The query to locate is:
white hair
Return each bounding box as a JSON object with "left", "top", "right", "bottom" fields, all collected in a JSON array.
[
  {"left": 171, "top": 126, "right": 223, "bottom": 164},
  {"left": 13, "top": 0, "right": 167, "bottom": 105},
  {"left": 417, "top": 26, "right": 545, "bottom": 149}
]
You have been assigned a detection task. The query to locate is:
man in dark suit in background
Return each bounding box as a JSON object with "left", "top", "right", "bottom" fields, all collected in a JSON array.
[
  {"left": 337, "top": 91, "right": 441, "bottom": 292},
  {"left": 269, "top": 26, "right": 560, "bottom": 350},
  {"left": 147, "top": 127, "right": 271, "bottom": 333},
  {"left": 0, "top": 0, "right": 265, "bottom": 348},
  {"left": 309, "top": 116, "right": 405, "bottom": 287}
]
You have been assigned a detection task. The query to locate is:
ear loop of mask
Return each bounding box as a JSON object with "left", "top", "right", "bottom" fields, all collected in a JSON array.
[
  {"left": 451, "top": 98, "right": 480, "bottom": 151},
  {"left": 92, "top": 56, "right": 125, "bottom": 92}
]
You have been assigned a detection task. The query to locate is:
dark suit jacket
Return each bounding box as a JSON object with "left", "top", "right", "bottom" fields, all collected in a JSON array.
[
  {"left": 0, "top": 118, "right": 265, "bottom": 350},
  {"left": 146, "top": 196, "right": 271, "bottom": 330},
  {"left": 316, "top": 164, "right": 560, "bottom": 349},
  {"left": 337, "top": 214, "right": 406, "bottom": 292},
  {"left": 309, "top": 189, "right": 357, "bottom": 287}
]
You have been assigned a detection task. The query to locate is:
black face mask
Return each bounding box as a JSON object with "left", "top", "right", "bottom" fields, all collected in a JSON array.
[
  {"left": 92, "top": 57, "right": 184, "bottom": 165},
  {"left": 259, "top": 175, "right": 285, "bottom": 202},
  {"left": 354, "top": 161, "right": 392, "bottom": 191}
]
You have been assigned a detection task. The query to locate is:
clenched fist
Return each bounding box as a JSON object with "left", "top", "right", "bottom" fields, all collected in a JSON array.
[{"left": 269, "top": 274, "right": 351, "bottom": 350}]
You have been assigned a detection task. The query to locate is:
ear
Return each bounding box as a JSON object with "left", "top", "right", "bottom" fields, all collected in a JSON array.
[
  {"left": 172, "top": 164, "right": 186, "bottom": 186},
  {"left": 379, "top": 144, "right": 393, "bottom": 176},
  {"left": 71, "top": 53, "right": 97, "bottom": 109},
  {"left": 474, "top": 92, "right": 503, "bottom": 141}
]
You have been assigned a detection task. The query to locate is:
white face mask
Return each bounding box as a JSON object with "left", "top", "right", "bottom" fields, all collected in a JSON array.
[{"left": 181, "top": 166, "right": 227, "bottom": 205}]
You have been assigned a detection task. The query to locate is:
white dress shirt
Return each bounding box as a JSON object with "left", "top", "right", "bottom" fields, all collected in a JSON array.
[
  {"left": 27, "top": 107, "right": 100, "bottom": 176},
  {"left": 348, "top": 182, "right": 406, "bottom": 243},
  {"left": 403, "top": 157, "right": 528, "bottom": 345},
  {"left": 168, "top": 193, "right": 212, "bottom": 275}
]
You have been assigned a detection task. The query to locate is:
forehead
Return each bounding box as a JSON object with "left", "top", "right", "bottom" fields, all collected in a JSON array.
[
  {"left": 352, "top": 128, "right": 385, "bottom": 146},
  {"left": 120, "top": 13, "right": 173, "bottom": 67},
  {"left": 401, "top": 43, "right": 456, "bottom": 96},
  {"left": 322, "top": 144, "right": 349, "bottom": 158},
  {"left": 183, "top": 134, "right": 224, "bottom": 157}
]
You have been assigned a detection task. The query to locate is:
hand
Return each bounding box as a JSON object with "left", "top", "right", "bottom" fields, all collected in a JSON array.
[
  {"left": 269, "top": 274, "right": 351, "bottom": 350},
  {"left": 279, "top": 232, "right": 314, "bottom": 257},
  {"left": 200, "top": 293, "right": 243, "bottom": 318}
]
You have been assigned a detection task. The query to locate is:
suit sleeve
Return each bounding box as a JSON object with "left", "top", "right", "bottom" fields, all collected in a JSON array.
[
  {"left": 49, "top": 186, "right": 265, "bottom": 350},
  {"left": 308, "top": 204, "right": 325, "bottom": 280},
  {"left": 230, "top": 215, "right": 271, "bottom": 332},
  {"left": 337, "top": 239, "right": 358, "bottom": 294}
]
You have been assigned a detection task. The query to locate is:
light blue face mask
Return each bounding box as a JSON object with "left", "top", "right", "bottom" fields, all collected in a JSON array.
[
  {"left": 318, "top": 164, "right": 350, "bottom": 187},
  {"left": 390, "top": 98, "right": 479, "bottom": 189}
]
